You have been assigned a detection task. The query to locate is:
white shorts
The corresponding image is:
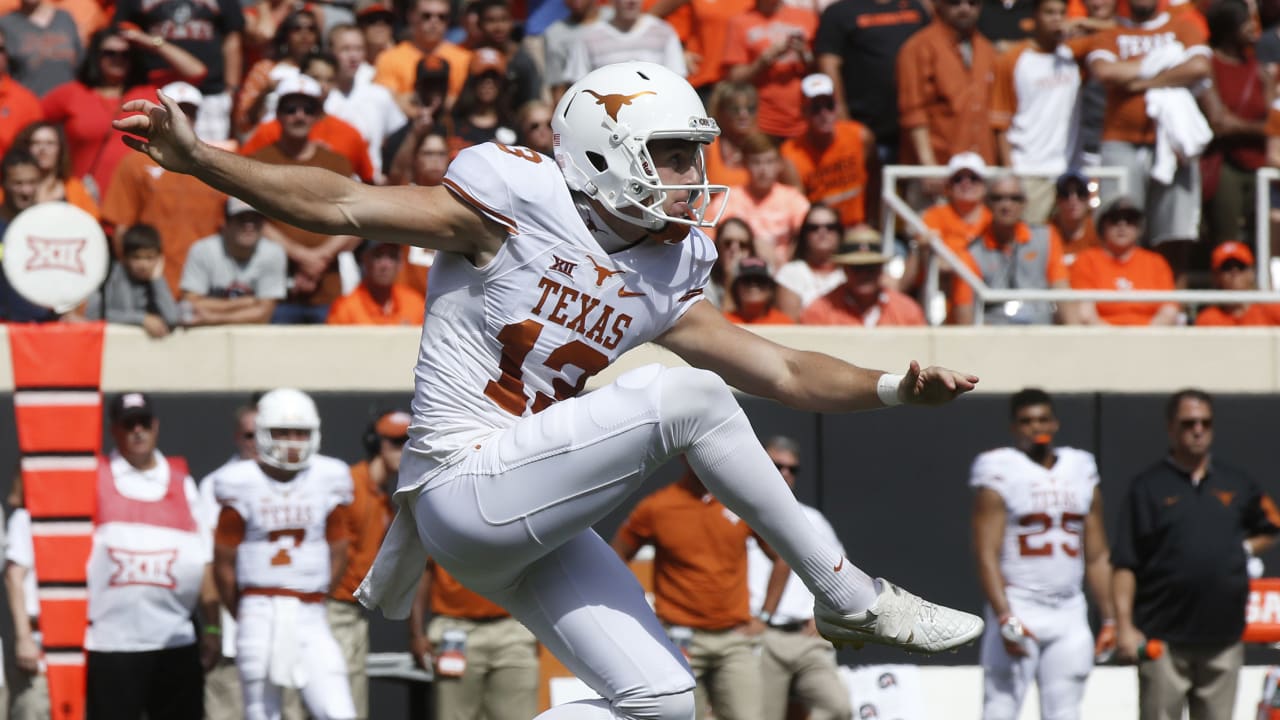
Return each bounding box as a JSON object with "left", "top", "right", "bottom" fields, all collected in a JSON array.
[
  {"left": 980, "top": 590, "right": 1095, "bottom": 720},
  {"left": 237, "top": 595, "right": 355, "bottom": 720}
]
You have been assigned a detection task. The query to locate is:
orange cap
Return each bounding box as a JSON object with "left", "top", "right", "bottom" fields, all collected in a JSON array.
[
  {"left": 375, "top": 410, "right": 411, "bottom": 438},
  {"left": 1211, "top": 241, "right": 1254, "bottom": 271}
]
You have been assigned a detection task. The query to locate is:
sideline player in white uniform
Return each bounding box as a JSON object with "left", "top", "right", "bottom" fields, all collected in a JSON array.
[
  {"left": 211, "top": 389, "right": 357, "bottom": 720},
  {"left": 117, "top": 61, "right": 985, "bottom": 720},
  {"left": 971, "top": 388, "right": 1116, "bottom": 720}
]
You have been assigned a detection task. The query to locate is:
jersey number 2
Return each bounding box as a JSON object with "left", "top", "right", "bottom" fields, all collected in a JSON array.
[
  {"left": 1017, "top": 513, "right": 1085, "bottom": 557},
  {"left": 484, "top": 319, "right": 609, "bottom": 415},
  {"left": 268, "top": 529, "right": 306, "bottom": 566}
]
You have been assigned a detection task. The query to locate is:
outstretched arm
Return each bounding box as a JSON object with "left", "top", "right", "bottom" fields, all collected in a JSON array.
[
  {"left": 112, "top": 94, "right": 507, "bottom": 259},
  {"left": 657, "top": 300, "right": 978, "bottom": 412}
]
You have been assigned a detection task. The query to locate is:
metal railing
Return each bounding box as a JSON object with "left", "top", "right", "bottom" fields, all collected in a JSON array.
[{"left": 882, "top": 164, "right": 1280, "bottom": 326}]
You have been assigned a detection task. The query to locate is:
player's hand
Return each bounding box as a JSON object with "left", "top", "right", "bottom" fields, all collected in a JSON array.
[
  {"left": 113, "top": 92, "right": 202, "bottom": 175},
  {"left": 898, "top": 360, "right": 979, "bottom": 406},
  {"left": 410, "top": 635, "right": 434, "bottom": 670},
  {"left": 1115, "top": 622, "right": 1146, "bottom": 664},
  {"left": 1094, "top": 620, "right": 1117, "bottom": 662},
  {"left": 741, "top": 618, "right": 767, "bottom": 637},
  {"left": 200, "top": 631, "right": 221, "bottom": 672},
  {"left": 998, "top": 614, "right": 1035, "bottom": 657},
  {"left": 15, "top": 635, "right": 40, "bottom": 674}
]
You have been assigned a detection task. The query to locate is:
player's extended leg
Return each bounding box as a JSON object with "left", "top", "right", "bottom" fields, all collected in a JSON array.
[
  {"left": 412, "top": 364, "right": 977, "bottom": 656},
  {"left": 297, "top": 602, "right": 356, "bottom": 720},
  {"left": 237, "top": 596, "right": 287, "bottom": 720},
  {"left": 484, "top": 529, "right": 697, "bottom": 720},
  {"left": 979, "top": 607, "right": 1035, "bottom": 720}
]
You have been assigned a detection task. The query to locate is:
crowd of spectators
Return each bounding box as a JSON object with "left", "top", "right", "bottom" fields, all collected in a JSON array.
[{"left": 0, "top": 0, "right": 1279, "bottom": 328}]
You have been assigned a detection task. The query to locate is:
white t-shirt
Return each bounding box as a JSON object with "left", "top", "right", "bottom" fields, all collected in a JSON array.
[
  {"left": 4, "top": 509, "right": 39, "bottom": 620},
  {"left": 560, "top": 15, "right": 686, "bottom": 85},
  {"left": 325, "top": 69, "right": 408, "bottom": 177},
  {"left": 774, "top": 260, "right": 845, "bottom": 311}
]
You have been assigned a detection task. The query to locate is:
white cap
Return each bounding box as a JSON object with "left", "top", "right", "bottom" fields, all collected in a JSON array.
[
  {"left": 226, "top": 196, "right": 262, "bottom": 217},
  {"left": 946, "top": 151, "right": 987, "bottom": 180},
  {"left": 801, "top": 73, "right": 835, "bottom": 99},
  {"left": 274, "top": 74, "right": 323, "bottom": 100},
  {"left": 160, "top": 81, "right": 203, "bottom": 108}
]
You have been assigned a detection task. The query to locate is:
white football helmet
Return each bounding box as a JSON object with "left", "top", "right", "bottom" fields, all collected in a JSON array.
[
  {"left": 255, "top": 388, "right": 321, "bottom": 471},
  {"left": 553, "top": 61, "right": 728, "bottom": 232}
]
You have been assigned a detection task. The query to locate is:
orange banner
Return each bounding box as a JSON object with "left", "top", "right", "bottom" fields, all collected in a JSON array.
[
  {"left": 1245, "top": 578, "right": 1280, "bottom": 643},
  {"left": 7, "top": 323, "right": 106, "bottom": 389}
]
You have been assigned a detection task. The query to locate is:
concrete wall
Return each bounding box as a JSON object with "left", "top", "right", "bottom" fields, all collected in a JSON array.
[{"left": 2, "top": 324, "right": 1279, "bottom": 392}]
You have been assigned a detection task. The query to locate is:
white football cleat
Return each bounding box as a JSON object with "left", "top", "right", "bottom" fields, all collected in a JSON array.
[{"left": 814, "top": 578, "right": 984, "bottom": 655}]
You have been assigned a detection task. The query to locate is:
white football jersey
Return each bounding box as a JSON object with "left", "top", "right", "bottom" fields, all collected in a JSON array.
[
  {"left": 407, "top": 142, "right": 715, "bottom": 486},
  {"left": 969, "top": 447, "right": 1099, "bottom": 598},
  {"left": 213, "top": 457, "right": 353, "bottom": 594}
]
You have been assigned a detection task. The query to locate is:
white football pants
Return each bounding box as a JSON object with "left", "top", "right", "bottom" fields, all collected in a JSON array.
[
  {"left": 409, "top": 364, "right": 877, "bottom": 720},
  {"left": 237, "top": 595, "right": 356, "bottom": 720},
  {"left": 980, "top": 591, "right": 1095, "bottom": 720}
]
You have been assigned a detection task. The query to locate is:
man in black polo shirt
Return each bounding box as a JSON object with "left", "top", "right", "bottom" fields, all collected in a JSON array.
[{"left": 1112, "top": 389, "right": 1280, "bottom": 720}]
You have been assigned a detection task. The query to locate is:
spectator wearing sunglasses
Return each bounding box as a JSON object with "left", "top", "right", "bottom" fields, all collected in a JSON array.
[
  {"left": 725, "top": 257, "right": 794, "bottom": 325},
  {"left": 896, "top": 0, "right": 998, "bottom": 167},
  {"left": 513, "top": 100, "right": 553, "bottom": 157},
  {"left": 1112, "top": 389, "right": 1280, "bottom": 719},
  {"left": 775, "top": 203, "right": 848, "bottom": 317},
  {"left": 990, "top": 0, "right": 1082, "bottom": 223},
  {"left": 1194, "top": 241, "right": 1280, "bottom": 326},
  {"left": 336, "top": 409, "right": 412, "bottom": 718},
  {"left": 250, "top": 73, "right": 360, "bottom": 324},
  {"left": 1050, "top": 170, "right": 1099, "bottom": 265},
  {"left": 708, "top": 216, "right": 760, "bottom": 311},
  {"left": 801, "top": 230, "right": 926, "bottom": 326},
  {"left": 781, "top": 74, "right": 875, "bottom": 229},
  {"left": 1067, "top": 196, "right": 1178, "bottom": 325},
  {"left": 951, "top": 175, "right": 1071, "bottom": 325}
]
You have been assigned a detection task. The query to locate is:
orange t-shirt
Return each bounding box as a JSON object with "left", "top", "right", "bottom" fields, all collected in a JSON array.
[
  {"left": 0, "top": 76, "right": 42, "bottom": 160},
  {"left": 616, "top": 481, "right": 753, "bottom": 630},
  {"left": 430, "top": 563, "right": 509, "bottom": 619},
  {"left": 921, "top": 203, "right": 992, "bottom": 255},
  {"left": 800, "top": 286, "right": 926, "bottom": 325},
  {"left": 239, "top": 116, "right": 375, "bottom": 183},
  {"left": 896, "top": 20, "right": 998, "bottom": 163},
  {"left": 721, "top": 6, "right": 818, "bottom": 138},
  {"left": 684, "top": 0, "right": 754, "bottom": 89},
  {"left": 716, "top": 182, "right": 811, "bottom": 268},
  {"left": 101, "top": 151, "right": 228, "bottom": 297},
  {"left": 327, "top": 282, "right": 425, "bottom": 325},
  {"left": 705, "top": 137, "right": 750, "bottom": 189},
  {"left": 1071, "top": 12, "right": 1207, "bottom": 145},
  {"left": 951, "top": 223, "right": 1068, "bottom": 307},
  {"left": 725, "top": 306, "right": 795, "bottom": 324},
  {"left": 332, "top": 460, "right": 394, "bottom": 602},
  {"left": 373, "top": 40, "right": 472, "bottom": 105},
  {"left": 1194, "top": 303, "right": 1280, "bottom": 326},
  {"left": 1057, "top": 216, "right": 1100, "bottom": 262},
  {"left": 780, "top": 120, "right": 869, "bottom": 227},
  {"left": 1068, "top": 245, "right": 1176, "bottom": 324}
]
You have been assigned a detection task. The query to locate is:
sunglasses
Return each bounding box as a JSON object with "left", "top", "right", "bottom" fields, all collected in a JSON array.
[
  {"left": 420, "top": 11, "right": 449, "bottom": 20},
  {"left": 1057, "top": 187, "right": 1088, "bottom": 199},
  {"left": 241, "top": 431, "right": 255, "bottom": 440},
  {"left": 1178, "top": 418, "right": 1212, "bottom": 430},
  {"left": 989, "top": 193, "right": 1026, "bottom": 203},
  {"left": 118, "top": 416, "right": 154, "bottom": 430},
  {"left": 950, "top": 171, "right": 982, "bottom": 185},
  {"left": 774, "top": 462, "right": 800, "bottom": 473},
  {"left": 1103, "top": 210, "right": 1142, "bottom": 226},
  {"left": 1217, "top": 260, "right": 1250, "bottom": 272},
  {"left": 279, "top": 102, "right": 317, "bottom": 117},
  {"left": 385, "top": 435, "right": 410, "bottom": 446},
  {"left": 943, "top": 0, "right": 980, "bottom": 6},
  {"left": 804, "top": 222, "right": 842, "bottom": 233},
  {"left": 807, "top": 97, "right": 836, "bottom": 114}
]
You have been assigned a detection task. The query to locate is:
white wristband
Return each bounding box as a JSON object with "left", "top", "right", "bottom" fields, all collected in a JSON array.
[{"left": 877, "top": 373, "right": 905, "bottom": 407}]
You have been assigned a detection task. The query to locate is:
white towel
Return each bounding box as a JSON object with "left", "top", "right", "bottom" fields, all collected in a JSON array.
[
  {"left": 268, "top": 596, "right": 307, "bottom": 689},
  {"left": 1141, "top": 42, "right": 1212, "bottom": 184}
]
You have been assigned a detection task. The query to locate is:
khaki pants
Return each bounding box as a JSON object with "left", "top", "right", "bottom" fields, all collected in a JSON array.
[
  {"left": 1138, "top": 641, "right": 1243, "bottom": 720},
  {"left": 759, "top": 627, "right": 850, "bottom": 720},
  {"left": 327, "top": 600, "right": 370, "bottom": 719},
  {"left": 427, "top": 615, "right": 538, "bottom": 720},
  {"left": 9, "top": 670, "right": 48, "bottom": 720},
  {"left": 682, "top": 627, "right": 764, "bottom": 720},
  {"left": 1021, "top": 176, "right": 1056, "bottom": 225},
  {"left": 204, "top": 657, "right": 243, "bottom": 720}
]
